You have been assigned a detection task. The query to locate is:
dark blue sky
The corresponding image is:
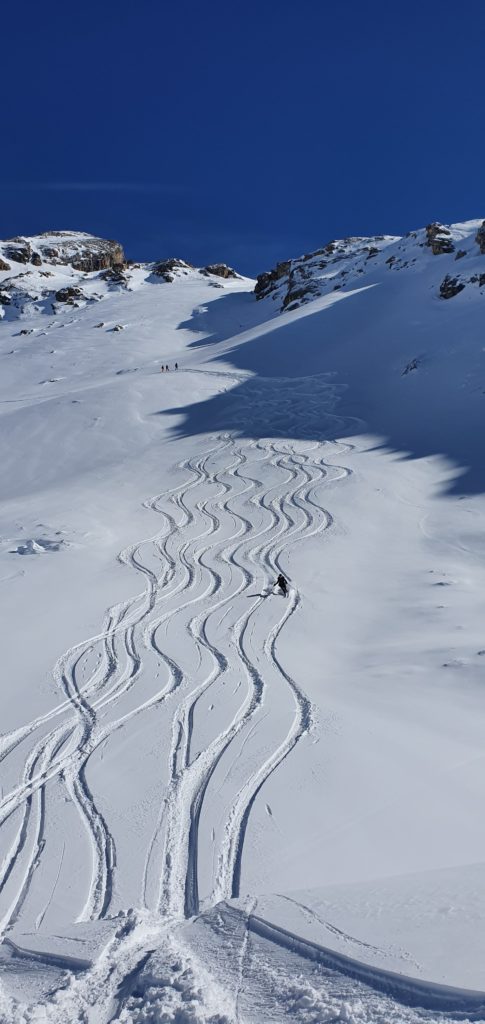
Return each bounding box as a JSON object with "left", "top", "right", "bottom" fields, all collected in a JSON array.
[{"left": 3, "top": 0, "right": 484, "bottom": 275}]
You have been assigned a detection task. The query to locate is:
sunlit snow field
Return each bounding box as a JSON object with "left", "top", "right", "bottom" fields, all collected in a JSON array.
[{"left": 1, "top": 226, "right": 485, "bottom": 1022}]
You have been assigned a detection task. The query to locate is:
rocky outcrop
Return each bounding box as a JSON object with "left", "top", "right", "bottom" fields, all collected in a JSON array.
[
  {"left": 69, "top": 244, "right": 125, "bottom": 272},
  {"left": 439, "top": 275, "right": 465, "bottom": 299},
  {"left": 255, "top": 235, "right": 398, "bottom": 309},
  {"left": 55, "top": 286, "right": 84, "bottom": 304},
  {"left": 4, "top": 240, "right": 33, "bottom": 264},
  {"left": 100, "top": 266, "right": 128, "bottom": 286},
  {"left": 426, "top": 223, "right": 455, "bottom": 255},
  {"left": 0, "top": 256, "right": 11, "bottom": 271},
  {"left": 152, "top": 258, "right": 193, "bottom": 282},
  {"left": 200, "top": 263, "right": 239, "bottom": 279},
  {"left": 475, "top": 221, "right": 485, "bottom": 254},
  {"left": 255, "top": 261, "right": 291, "bottom": 300},
  {"left": 3, "top": 233, "right": 125, "bottom": 272},
  {"left": 282, "top": 284, "right": 318, "bottom": 310},
  {"left": 0, "top": 291, "right": 11, "bottom": 305}
]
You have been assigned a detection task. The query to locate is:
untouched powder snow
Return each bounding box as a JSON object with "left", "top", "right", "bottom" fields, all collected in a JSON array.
[{"left": 0, "top": 222, "right": 485, "bottom": 1022}]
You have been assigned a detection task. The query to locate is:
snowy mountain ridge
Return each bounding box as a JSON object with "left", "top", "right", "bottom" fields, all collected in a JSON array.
[
  {"left": 255, "top": 219, "right": 485, "bottom": 309},
  {"left": 0, "top": 232, "right": 244, "bottom": 322},
  {"left": 2, "top": 217, "right": 484, "bottom": 325}
]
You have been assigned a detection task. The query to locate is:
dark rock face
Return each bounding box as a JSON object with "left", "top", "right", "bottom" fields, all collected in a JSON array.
[
  {"left": 282, "top": 266, "right": 319, "bottom": 309},
  {"left": 255, "top": 261, "right": 291, "bottom": 300},
  {"left": 470, "top": 273, "right": 485, "bottom": 287},
  {"left": 283, "top": 286, "right": 312, "bottom": 309},
  {"left": 55, "top": 286, "right": 84, "bottom": 304},
  {"left": 455, "top": 250, "right": 467, "bottom": 260},
  {"left": 3, "top": 233, "right": 126, "bottom": 272},
  {"left": 152, "top": 258, "right": 193, "bottom": 282},
  {"left": 100, "top": 265, "right": 128, "bottom": 286},
  {"left": 426, "top": 223, "right": 455, "bottom": 255},
  {"left": 439, "top": 275, "right": 465, "bottom": 298},
  {"left": 0, "top": 256, "right": 11, "bottom": 271},
  {"left": 69, "top": 244, "right": 125, "bottom": 273},
  {"left": 200, "top": 263, "right": 239, "bottom": 279},
  {"left": 476, "top": 221, "right": 485, "bottom": 254},
  {"left": 4, "top": 241, "right": 33, "bottom": 264},
  {"left": 0, "top": 291, "right": 12, "bottom": 305},
  {"left": 39, "top": 235, "right": 125, "bottom": 271}
]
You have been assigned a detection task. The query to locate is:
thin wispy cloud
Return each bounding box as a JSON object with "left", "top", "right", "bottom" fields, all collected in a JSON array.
[{"left": 3, "top": 182, "right": 187, "bottom": 194}]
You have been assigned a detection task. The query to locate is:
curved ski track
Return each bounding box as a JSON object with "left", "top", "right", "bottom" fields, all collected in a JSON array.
[{"left": 0, "top": 422, "right": 351, "bottom": 943}]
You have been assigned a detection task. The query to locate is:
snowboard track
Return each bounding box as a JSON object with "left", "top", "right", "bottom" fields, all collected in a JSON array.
[{"left": 0, "top": 418, "right": 384, "bottom": 1022}]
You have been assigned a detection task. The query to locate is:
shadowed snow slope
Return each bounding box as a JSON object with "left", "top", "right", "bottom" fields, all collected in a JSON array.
[{"left": 0, "top": 222, "right": 485, "bottom": 1022}]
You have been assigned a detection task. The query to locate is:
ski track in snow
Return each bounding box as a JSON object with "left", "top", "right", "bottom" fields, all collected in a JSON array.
[{"left": 1, "top": 370, "right": 481, "bottom": 1021}]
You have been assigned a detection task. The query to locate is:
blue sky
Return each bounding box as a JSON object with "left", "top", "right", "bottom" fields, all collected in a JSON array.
[{"left": 2, "top": 0, "right": 484, "bottom": 275}]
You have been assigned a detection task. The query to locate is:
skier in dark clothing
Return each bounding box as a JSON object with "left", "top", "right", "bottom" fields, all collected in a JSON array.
[{"left": 276, "top": 573, "right": 288, "bottom": 596}]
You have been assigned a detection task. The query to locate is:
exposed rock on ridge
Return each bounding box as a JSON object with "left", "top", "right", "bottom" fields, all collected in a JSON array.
[
  {"left": 425, "top": 223, "right": 455, "bottom": 255},
  {"left": 2, "top": 232, "right": 125, "bottom": 272},
  {"left": 476, "top": 221, "right": 485, "bottom": 254},
  {"left": 200, "top": 263, "right": 240, "bottom": 279},
  {"left": 255, "top": 237, "right": 397, "bottom": 310},
  {"left": 152, "top": 258, "right": 193, "bottom": 282},
  {"left": 255, "top": 220, "right": 485, "bottom": 311}
]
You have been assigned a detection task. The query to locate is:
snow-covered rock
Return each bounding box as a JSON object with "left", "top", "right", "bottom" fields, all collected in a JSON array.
[{"left": 255, "top": 218, "right": 485, "bottom": 310}]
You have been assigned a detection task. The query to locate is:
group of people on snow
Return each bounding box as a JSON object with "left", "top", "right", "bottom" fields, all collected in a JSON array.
[{"left": 160, "top": 362, "right": 178, "bottom": 372}]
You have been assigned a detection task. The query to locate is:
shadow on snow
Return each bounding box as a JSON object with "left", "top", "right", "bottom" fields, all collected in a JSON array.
[{"left": 162, "top": 284, "right": 485, "bottom": 496}]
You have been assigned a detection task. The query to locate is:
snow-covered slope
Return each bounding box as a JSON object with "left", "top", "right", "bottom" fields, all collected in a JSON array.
[{"left": 1, "top": 222, "right": 485, "bottom": 1023}]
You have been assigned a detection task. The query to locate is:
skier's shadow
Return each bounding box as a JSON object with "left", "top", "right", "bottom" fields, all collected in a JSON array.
[{"left": 245, "top": 588, "right": 284, "bottom": 598}]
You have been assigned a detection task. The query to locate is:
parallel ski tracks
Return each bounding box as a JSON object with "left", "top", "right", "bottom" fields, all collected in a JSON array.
[{"left": 0, "top": 424, "right": 352, "bottom": 937}]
